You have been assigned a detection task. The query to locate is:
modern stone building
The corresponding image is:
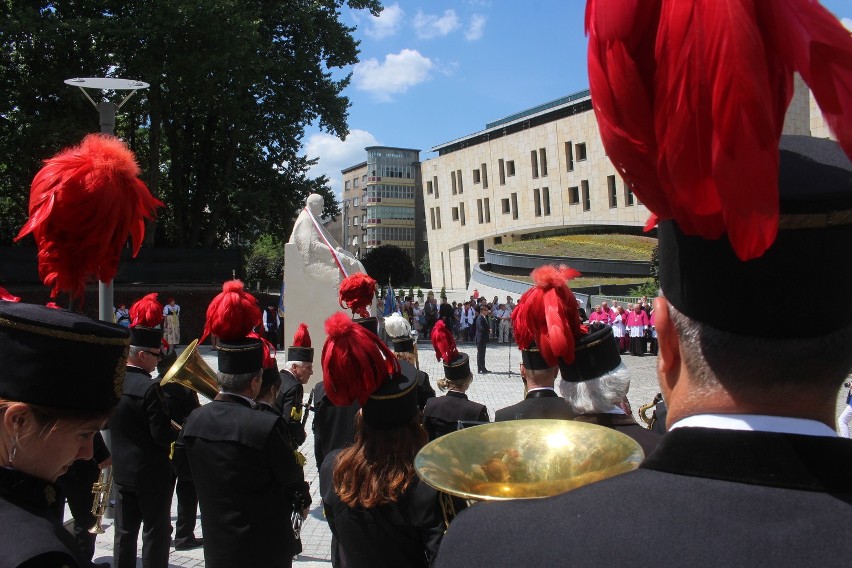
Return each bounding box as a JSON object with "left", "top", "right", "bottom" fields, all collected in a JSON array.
[
  {"left": 339, "top": 147, "right": 426, "bottom": 277},
  {"left": 423, "top": 78, "right": 824, "bottom": 290}
]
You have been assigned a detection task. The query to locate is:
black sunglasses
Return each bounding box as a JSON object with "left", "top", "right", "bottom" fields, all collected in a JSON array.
[{"left": 145, "top": 349, "right": 164, "bottom": 360}]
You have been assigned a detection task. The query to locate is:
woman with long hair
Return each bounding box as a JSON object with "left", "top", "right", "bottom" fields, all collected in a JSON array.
[
  {"left": 0, "top": 301, "right": 131, "bottom": 567},
  {"left": 319, "top": 312, "right": 443, "bottom": 568}
]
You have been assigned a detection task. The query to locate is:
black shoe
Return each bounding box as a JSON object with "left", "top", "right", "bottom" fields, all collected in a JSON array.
[
  {"left": 175, "top": 537, "right": 204, "bottom": 551},
  {"left": 479, "top": 369, "right": 490, "bottom": 374},
  {"left": 91, "top": 563, "right": 111, "bottom": 568}
]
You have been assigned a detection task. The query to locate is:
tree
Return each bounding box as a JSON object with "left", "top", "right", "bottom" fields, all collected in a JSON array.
[
  {"left": 0, "top": 0, "right": 380, "bottom": 247},
  {"left": 419, "top": 252, "right": 431, "bottom": 283},
  {"left": 245, "top": 233, "right": 284, "bottom": 290},
  {"left": 361, "top": 245, "right": 414, "bottom": 288}
]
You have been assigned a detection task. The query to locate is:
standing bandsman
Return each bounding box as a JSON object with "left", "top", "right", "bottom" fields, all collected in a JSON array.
[
  {"left": 384, "top": 312, "right": 436, "bottom": 411},
  {"left": 110, "top": 293, "right": 177, "bottom": 568},
  {"left": 276, "top": 323, "right": 314, "bottom": 447},
  {"left": 174, "top": 280, "right": 308, "bottom": 568}
]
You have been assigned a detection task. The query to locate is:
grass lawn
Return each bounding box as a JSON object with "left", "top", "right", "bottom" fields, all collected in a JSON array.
[
  {"left": 493, "top": 272, "right": 651, "bottom": 289},
  {"left": 494, "top": 234, "right": 656, "bottom": 261}
]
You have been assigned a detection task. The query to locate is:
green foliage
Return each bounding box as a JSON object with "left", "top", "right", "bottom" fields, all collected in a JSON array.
[
  {"left": 440, "top": 286, "right": 447, "bottom": 300},
  {"left": 416, "top": 287, "right": 423, "bottom": 299},
  {"left": 628, "top": 280, "right": 659, "bottom": 298},
  {"left": 649, "top": 244, "right": 660, "bottom": 288},
  {"left": 245, "top": 234, "right": 284, "bottom": 288},
  {"left": 495, "top": 234, "right": 656, "bottom": 261},
  {"left": 0, "top": 0, "right": 378, "bottom": 247},
  {"left": 419, "top": 252, "right": 431, "bottom": 282},
  {"left": 361, "top": 245, "right": 414, "bottom": 288},
  {"left": 407, "top": 287, "right": 414, "bottom": 299}
]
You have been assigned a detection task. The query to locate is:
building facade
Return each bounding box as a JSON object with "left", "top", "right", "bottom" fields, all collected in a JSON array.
[
  {"left": 423, "top": 80, "right": 820, "bottom": 290},
  {"left": 339, "top": 147, "right": 426, "bottom": 277}
]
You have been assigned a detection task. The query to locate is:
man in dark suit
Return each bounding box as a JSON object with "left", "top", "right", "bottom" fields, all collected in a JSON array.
[
  {"left": 109, "top": 323, "right": 177, "bottom": 568},
  {"left": 474, "top": 304, "right": 490, "bottom": 374},
  {"left": 174, "top": 335, "right": 308, "bottom": 568},
  {"left": 435, "top": 134, "right": 852, "bottom": 568},
  {"left": 495, "top": 355, "right": 572, "bottom": 421}
]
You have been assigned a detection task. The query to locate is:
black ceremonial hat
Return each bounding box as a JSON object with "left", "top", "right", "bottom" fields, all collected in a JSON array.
[
  {"left": 362, "top": 364, "right": 419, "bottom": 430},
  {"left": 559, "top": 326, "right": 622, "bottom": 383},
  {"left": 217, "top": 338, "right": 264, "bottom": 374},
  {"left": 520, "top": 341, "right": 551, "bottom": 371},
  {"left": 0, "top": 302, "right": 130, "bottom": 412},
  {"left": 129, "top": 325, "right": 163, "bottom": 349},
  {"left": 659, "top": 136, "right": 852, "bottom": 338}
]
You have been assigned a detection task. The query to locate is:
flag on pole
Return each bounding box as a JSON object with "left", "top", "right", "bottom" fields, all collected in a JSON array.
[{"left": 382, "top": 282, "right": 396, "bottom": 317}]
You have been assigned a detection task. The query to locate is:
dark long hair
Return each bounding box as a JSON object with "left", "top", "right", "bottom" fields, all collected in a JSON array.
[{"left": 333, "top": 411, "right": 428, "bottom": 509}]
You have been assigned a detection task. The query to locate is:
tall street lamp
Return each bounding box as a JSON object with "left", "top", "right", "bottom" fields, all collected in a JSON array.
[{"left": 64, "top": 77, "right": 149, "bottom": 322}]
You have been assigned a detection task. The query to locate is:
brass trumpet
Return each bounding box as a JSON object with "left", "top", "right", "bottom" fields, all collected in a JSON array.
[
  {"left": 415, "top": 419, "right": 644, "bottom": 526},
  {"left": 89, "top": 467, "right": 112, "bottom": 534}
]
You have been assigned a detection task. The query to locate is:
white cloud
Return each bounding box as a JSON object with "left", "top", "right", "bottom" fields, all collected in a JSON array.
[
  {"left": 303, "top": 129, "right": 380, "bottom": 196},
  {"left": 364, "top": 3, "right": 405, "bottom": 39},
  {"left": 353, "top": 49, "right": 434, "bottom": 101},
  {"left": 465, "top": 14, "right": 486, "bottom": 41},
  {"left": 413, "top": 9, "right": 460, "bottom": 39},
  {"left": 842, "top": 18, "right": 852, "bottom": 32}
]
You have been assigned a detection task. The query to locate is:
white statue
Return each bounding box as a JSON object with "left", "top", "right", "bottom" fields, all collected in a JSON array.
[{"left": 284, "top": 193, "right": 368, "bottom": 388}]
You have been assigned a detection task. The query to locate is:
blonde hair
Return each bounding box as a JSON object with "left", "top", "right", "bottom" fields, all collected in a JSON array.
[{"left": 437, "top": 374, "right": 473, "bottom": 393}]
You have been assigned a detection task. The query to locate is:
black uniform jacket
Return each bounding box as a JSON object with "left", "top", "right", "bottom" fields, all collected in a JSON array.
[
  {"left": 573, "top": 412, "right": 661, "bottom": 456},
  {"left": 494, "top": 389, "right": 573, "bottom": 422},
  {"left": 0, "top": 467, "right": 83, "bottom": 568},
  {"left": 161, "top": 381, "right": 200, "bottom": 426},
  {"left": 320, "top": 449, "right": 444, "bottom": 568},
  {"left": 474, "top": 314, "right": 489, "bottom": 343},
  {"left": 422, "top": 391, "right": 489, "bottom": 440},
  {"left": 437, "top": 427, "right": 852, "bottom": 568},
  {"left": 398, "top": 359, "right": 436, "bottom": 411},
  {"left": 275, "top": 369, "right": 307, "bottom": 446},
  {"left": 108, "top": 366, "right": 177, "bottom": 489},
  {"left": 311, "top": 381, "right": 359, "bottom": 469},
  {"left": 174, "top": 394, "right": 304, "bottom": 568}
]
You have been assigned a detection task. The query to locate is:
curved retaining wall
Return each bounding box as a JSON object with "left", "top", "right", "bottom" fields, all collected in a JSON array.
[{"left": 485, "top": 249, "right": 650, "bottom": 277}]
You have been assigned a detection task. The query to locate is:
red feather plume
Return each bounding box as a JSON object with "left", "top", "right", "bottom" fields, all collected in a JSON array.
[
  {"left": 430, "top": 319, "right": 459, "bottom": 364},
  {"left": 0, "top": 287, "right": 21, "bottom": 302},
  {"left": 129, "top": 293, "right": 163, "bottom": 328},
  {"left": 586, "top": 0, "right": 852, "bottom": 261},
  {"left": 292, "top": 323, "right": 311, "bottom": 348},
  {"left": 512, "top": 265, "right": 583, "bottom": 367},
  {"left": 338, "top": 273, "right": 376, "bottom": 318},
  {"left": 321, "top": 311, "right": 399, "bottom": 406},
  {"left": 199, "top": 280, "right": 261, "bottom": 343},
  {"left": 14, "top": 134, "right": 163, "bottom": 299}
]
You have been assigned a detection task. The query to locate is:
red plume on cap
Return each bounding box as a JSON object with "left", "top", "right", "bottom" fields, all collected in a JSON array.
[
  {"left": 512, "top": 265, "right": 583, "bottom": 367},
  {"left": 199, "top": 280, "right": 261, "bottom": 343},
  {"left": 586, "top": 0, "right": 852, "bottom": 261},
  {"left": 430, "top": 319, "right": 459, "bottom": 364},
  {"left": 321, "top": 311, "right": 399, "bottom": 406},
  {"left": 339, "top": 272, "right": 376, "bottom": 319},
  {"left": 0, "top": 287, "right": 21, "bottom": 302},
  {"left": 14, "top": 134, "right": 163, "bottom": 299},
  {"left": 129, "top": 293, "right": 163, "bottom": 328},
  {"left": 292, "top": 323, "right": 311, "bottom": 348}
]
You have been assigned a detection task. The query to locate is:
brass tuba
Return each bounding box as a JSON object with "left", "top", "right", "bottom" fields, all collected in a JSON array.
[
  {"left": 160, "top": 339, "right": 220, "bottom": 400},
  {"left": 414, "top": 419, "right": 644, "bottom": 526}
]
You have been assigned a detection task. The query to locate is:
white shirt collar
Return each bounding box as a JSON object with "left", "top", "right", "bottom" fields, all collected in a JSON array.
[
  {"left": 223, "top": 392, "right": 257, "bottom": 407},
  {"left": 670, "top": 414, "right": 837, "bottom": 437}
]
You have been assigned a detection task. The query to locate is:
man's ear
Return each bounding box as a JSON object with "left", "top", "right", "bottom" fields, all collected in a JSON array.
[
  {"left": 654, "top": 297, "right": 680, "bottom": 398},
  {"left": 519, "top": 363, "right": 527, "bottom": 384}
]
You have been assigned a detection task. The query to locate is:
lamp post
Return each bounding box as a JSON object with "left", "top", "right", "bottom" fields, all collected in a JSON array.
[{"left": 64, "top": 77, "right": 149, "bottom": 322}]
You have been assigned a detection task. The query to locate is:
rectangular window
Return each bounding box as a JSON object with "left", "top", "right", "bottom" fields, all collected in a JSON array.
[
  {"left": 531, "top": 150, "right": 539, "bottom": 179},
  {"left": 565, "top": 141, "right": 574, "bottom": 172},
  {"left": 345, "top": 180, "right": 351, "bottom": 190},
  {"left": 581, "top": 180, "right": 591, "bottom": 211},
  {"left": 451, "top": 171, "right": 457, "bottom": 195},
  {"left": 353, "top": 177, "right": 359, "bottom": 188},
  {"left": 430, "top": 208, "right": 436, "bottom": 230},
  {"left": 460, "top": 202, "right": 466, "bottom": 226},
  {"left": 477, "top": 199, "right": 484, "bottom": 224},
  {"left": 511, "top": 193, "right": 519, "bottom": 220},
  {"left": 498, "top": 159, "right": 506, "bottom": 185},
  {"left": 533, "top": 188, "right": 542, "bottom": 217},
  {"left": 484, "top": 198, "right": 491, "bottom": 222},
  {"left": 436, "top": 208, "right": 442, "bottom": 228},
  {"left": 543, "top": 187, "right": 551, "bottom": 216},
  {"left": 568, "top": 186, "right": 579, "bottom": 204},
  {"left": 457, "top": 170, "right": 463, "bottom": 193},
  {"left": 451, "top": 207, "right": 459, "bottom": 221},
  {"left": 426, "top": 180, "right": 433, "bottom": 195},
  {"left": 481, "top": 164, "right": 488, "bottom": 189},
  {"left": 433, "top": 176, "right": 439, "bottom": 198},
  {"left": 362, "top": 175, "right": 367, "bottom": 184},
  {"left": 608, "top": 175, "right": 618, "bottom": 208},
  {"left": 501, "top": 198, "right": 510, "bottom": 214},
  {"left": 473, "top": 169, "right": 481, "bottom": 184},
  {"left": 353, "top": 196, "right": 359, "bottom": 207},
  {"left": 507, "top": 160, "right": 516, "bottom": 177},
  {"left": 353, "top": 216, "right": 359, "bottom": 226},
  {"left": 576, "top": 142, "right": 587, "bottom": 161},
  {"left": 624, "top": 182, "right": 634, "bottom": 206},
  {"left": 539, "top": 148, "right": 548, "bottom": 177}
]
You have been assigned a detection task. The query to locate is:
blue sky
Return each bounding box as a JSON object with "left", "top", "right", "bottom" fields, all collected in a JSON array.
[{"left": 303, "top": 0, "right": 852, "bottom": 197}]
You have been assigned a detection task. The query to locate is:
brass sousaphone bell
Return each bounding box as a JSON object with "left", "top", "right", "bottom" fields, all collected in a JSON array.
[
  {"left": 160, "top": 339, "right": 220, "bottom": 400},
  {"left": 414, "top": 419, "right": 644, "bottom": 525}
]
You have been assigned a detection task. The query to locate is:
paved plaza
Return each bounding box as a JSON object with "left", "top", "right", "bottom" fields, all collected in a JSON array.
[{"left": 86, "top": 339, "right": 849, "bottom": 567}]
